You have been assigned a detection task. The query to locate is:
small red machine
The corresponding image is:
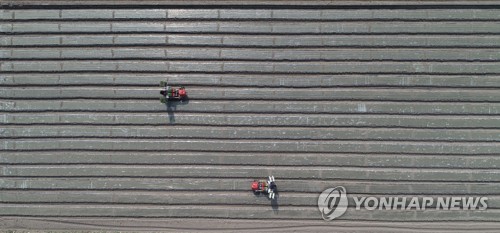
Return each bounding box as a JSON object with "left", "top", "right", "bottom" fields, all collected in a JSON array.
[
  {"left": 160, "top": 81, "right": 187, "bottom": 103},
  {"left": 251, "top": 176, "right": 277, "bottom": 199}
]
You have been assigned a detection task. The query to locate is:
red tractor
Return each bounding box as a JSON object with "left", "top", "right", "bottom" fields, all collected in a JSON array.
[
  {"left": 160, "top": 81, "right": 187, "bottom": 103},
  {"left": 251, "top": 176, "right": 277, "bottom": 199}
]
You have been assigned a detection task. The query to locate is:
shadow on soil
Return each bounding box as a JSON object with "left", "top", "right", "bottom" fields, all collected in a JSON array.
[
  {"left": 253, "top": 190, "right": 279, "bottom": 214},
  {"left": 164, "top": 96, "right": 189, "bottom": 124},
  {"left": 271, "top": 191, "right": 279, "bottom": 214}
]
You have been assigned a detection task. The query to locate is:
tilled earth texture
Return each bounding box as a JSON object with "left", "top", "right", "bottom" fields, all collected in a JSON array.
[{"left": 1, "top": 0, "right": 500, "bottom": 232}]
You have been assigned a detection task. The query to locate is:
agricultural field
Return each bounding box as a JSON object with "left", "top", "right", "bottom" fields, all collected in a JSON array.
[{"left": 1, "top": 1, "right": 500, "bottom": 231}]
